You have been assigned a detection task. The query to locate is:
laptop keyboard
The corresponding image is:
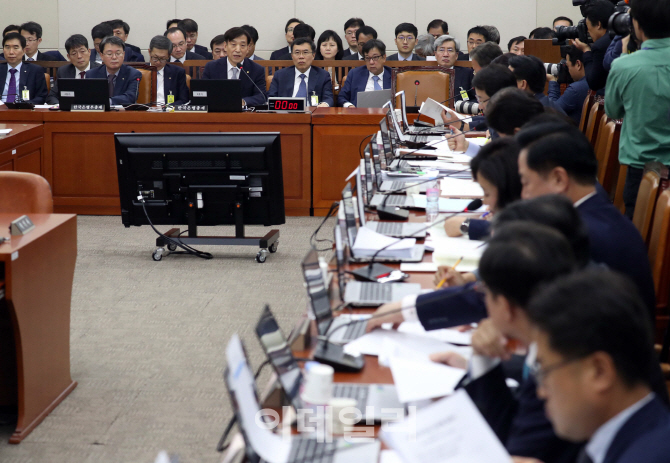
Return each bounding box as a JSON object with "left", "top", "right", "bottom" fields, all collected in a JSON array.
[
  {"left": 288, "top": 437, "right": 337, "bottom": 463},
  {"left": 343, "top": 319, "right": 368, "bottom": 340},
  {"left": 408, "top": 135, "right": 428, "bottom": 144},
  {"left": 390, "top": 181, "right": 404, "bottom": 190},
  {"left": 360, "top": 283, "right": 393, "bottom": 302},
  {"left": 333, "top": 383, "right": 370, "bottom": 409},
  {"left": 375, "top": 222, "right": 403, "bottom": 236},
  {"left": 384, "top": 196, "right": 406, "bottom": 206}
]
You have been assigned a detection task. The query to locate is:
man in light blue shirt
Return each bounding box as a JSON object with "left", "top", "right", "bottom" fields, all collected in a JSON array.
[{"left": 1, "top": 32, "right": 47, "bottom": 104}]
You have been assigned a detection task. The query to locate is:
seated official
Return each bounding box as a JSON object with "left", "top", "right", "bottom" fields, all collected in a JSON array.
[
  {"left": 270, "top": 18, "right": 303, "bottom": 60},
  {"left": 414, "top": 34, "right": 435, "bottom": 59},
  {"left": 90, "top": 23, "right": 137, "bottom": 65},
  {"left": 210, "top": 35, "right": 227, "bottom": 61},
  {"left": 178, "top": 18, "right": 213, "bottom": 60},
  {"left": 462, "top": 26, "right": 490, "bottom": 60},
  {"left": 1, "top": 33, "right": 48, "bottom": 104},
  {"left": 547, "top": 45, "right": 589, "bottom": 124},
  {"left": 338, "top": 39, "right": 391, "bottom": 107},
  {"left": 508, "top": 36, "right": 526, "bottom": 55},
  {"left": 107, "top": 19, "right": 144, "bottom": 62},
  {"left": 315, "top": 30, "right": 344, "bottom": 89},
  {"left": 342, "top": 18, "right": 365, "bottom": 57},
  {"left": 85, "top": 36, "right": 142, "bottom": 106},
  {"left": 387, "top": 22, "right": 424, "bottom": 61},
  {"left": 427, "top": 19, "right": 449, "bottom": 39},
  {"left": 470, "top": 42, "right": 503, "bottom": 73},
  {"left": 47, "top": 34, "right": 101, "bottom": 105},
  {"left": 342, "top": 26, "right": 377, "bottom": 61},
  {"left": 528, "top": 270, "right": 670, "bottom": 463},
  {"left": 268, "top": 37, "right": 333, "bottom": 107},
  {"left": 241, "top": 25, "right": 263, "bottom": 60},
  {"left": 148, "top": 36, "right": 189, "bottom": 106},
  {"left": 433, "top": 35, "right": 474, "bottom": 101},
  {"left": 165, "top": 27, "right": 205, "bottom": 63},
  {"left": 202, "top": 27, "right": 267, "bottom": 107},
  {"left": 509, "top": 55, "right": 567, "bottom": 115},
  {"left": 19, "top": 21, "right": 66, "bottom": 61},
  {"left": 276, "top": 24, "right": 316, "bottom": 60}
]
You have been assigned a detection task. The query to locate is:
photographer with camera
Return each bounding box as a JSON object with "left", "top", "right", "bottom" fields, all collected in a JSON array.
[
  {"left": 547, "top": 45, "right": 590, "bottom": 123},
  {"left": 573, "top": 0, "right": 616, "bottom": 94},
  {"left": 606, "top": 0, "right": 670, "bottom": 219}
]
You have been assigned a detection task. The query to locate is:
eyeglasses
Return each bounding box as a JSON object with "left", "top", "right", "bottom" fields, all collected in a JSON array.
[
  {"left": 436, "top": 47, "right": 456, "bottom": 54},
  {"left": 396, "top": 35, "right": 415, "bottom": 42},
  {"left": 345, "top": 30, "right": 358, "bottom": 36},
  {"left": 24, "top": 37, "right": 38, "bottom": 43},
  {"left": 292, "top": 51, "right": 314, "bottom": 57},
  {"left": 531, "top": 357, "right": 582, "bottom": 385},
  {"left": 365, "top": 55, "right": 383, "bottom": 62},
  {"left": 103, "top": 51, "right": 124, "bottom": 58},
  {"left": 287, "top": 27, "right": 296, "bottom": 33},
  {"left": 476, "top": 95, "right": 490, "bottom": 104},
  {"left": 150, "top": 55, "right": 169, "bottom": 63}
]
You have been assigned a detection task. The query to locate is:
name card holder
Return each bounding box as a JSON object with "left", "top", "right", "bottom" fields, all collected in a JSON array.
[
  {"left": 174, "top": 105, "right": 208, "bottom": 113},
  {"left": 71, "top": 104, "right": 105, "bottom": 112}
]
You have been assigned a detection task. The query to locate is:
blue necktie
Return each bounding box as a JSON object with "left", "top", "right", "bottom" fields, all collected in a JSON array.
[
  {"left": 373, "top": 75, "right": 382, "bottom": 91},
  {"left": 27, "top": 57, "right": 34, "bottom": 62},
  {"left": 296, "top": 74, "right": 307, "bottom": 98},
  {"left": 6, "top": 69, "right": 17, "bottom": 103}
]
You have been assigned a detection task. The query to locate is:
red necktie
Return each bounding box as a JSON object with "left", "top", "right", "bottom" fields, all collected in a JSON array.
[{"left": 80, "top": 71, "right": 86, "bottom": 79}]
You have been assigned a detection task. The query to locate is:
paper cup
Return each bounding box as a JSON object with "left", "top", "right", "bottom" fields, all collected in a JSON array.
[
  {"left": 328, "top": 397, "right": 359, "bottom": 435},
  {"left": 301, "top": 363, "right": 333, "bottom": 405}
]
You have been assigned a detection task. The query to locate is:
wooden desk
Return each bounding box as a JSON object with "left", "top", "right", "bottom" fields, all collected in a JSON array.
[
  {"left": 0, "top": 123, "right": 44, "bottom": 174},
  {"left": 0, "top": 213, "right": 77, "bottom": 443}
]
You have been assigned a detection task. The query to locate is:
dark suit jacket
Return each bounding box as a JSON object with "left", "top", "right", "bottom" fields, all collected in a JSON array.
[
  {"left": 24, "top": 50, "right": 66, "bottom": 62},
  {"left": 337, "top": 65, "right": 392, "bottom": 107},
  {"left": 162, "top": 64, "right": 189, "bottom": 105},
  {"left": 342, "top": 49, "right": 354, "bottom": 58},
  {"left": 201, "top": 57, "right": 267, "bottom": 107},
  {"left": 342, "top": 53, "right": 363, "bottom": 61},
  {"left": 0, "top": 62, "right": 48, "bottom": 104},
  {"left": 386, "top": 53, "right": 425, "bottom": 61},
  {"left": 85, "top": 64, "right": 142, "bottom": 105},
  {"left": 185, "top": 51, "right": 205, "bottom": 61},
  {"left": 125, "top": 43, "right": 145, "bottom": 62},
  {"left": 268, "top": 65, "right": 334, "bottom": 106},
  {"left": 90, "top": 48, "right": 139, "bottom": 64},
  {"left": 454, "top": 66, "right": 475, "bottom": 101},
  {"left": 46, "top": 62, "right": 102, "bottom": 104},
  {"left": 416, "top": 282, "right": 487, "bottom": 330},
  {"left": 270, "top": 46, "right": 289, "bottom": 60},
  {"left": 535, "top": 92, "right": 567, "bottom": 115},
  {"left": 458, "top": 52, "right": 469, "bottom": 60},
  {"left": 193, "top": 44, "right": 213, "bottom": 60}
]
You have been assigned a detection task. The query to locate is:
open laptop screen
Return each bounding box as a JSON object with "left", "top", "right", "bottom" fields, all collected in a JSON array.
[
  {"left": 342, "top": 182, "right": 358, "bottom": 247},
  {"left": 396, "top": 90, "right": 409, "bottom": 131},
  {"left": 301, "top": 249, "right": 334, "bottom": 335}
]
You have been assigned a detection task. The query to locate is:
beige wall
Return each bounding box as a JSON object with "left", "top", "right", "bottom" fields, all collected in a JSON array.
[{"left": 4, "top": 0, "right": 581, "bottom": 57}]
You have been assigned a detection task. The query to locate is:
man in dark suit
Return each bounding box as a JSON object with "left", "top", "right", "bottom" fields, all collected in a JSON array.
[
  {"left": 178, "top": 19, "right": 213, "bottom": 60},
  {"left": 46, "top": 34, "right": 101, "bottom": 105},
  {"left": 433, "top": 35, "right": 474, "bottom": 101},
  {"left": 148, "top": 36, "right": 189, "bottom": 106},
  {"left": 387, "top": 23, "right": 425, "bottom": 61},
  {"left": 202, "top": 27, "right": 266, "bottom": 107},
  {"left": 342, "top": 26, "right": 377, "bottom": 61},
  {"left": 275, "top": 24, "right": 316, "bottom": 60},
  {"left": 85, "top": 36, "right": 142, "bottom": 106},
  {"left": 107, "top": 20, "right": 145, "bottom": 62},
  {"left": 338, "top": 39, "right": 391, "bottom": 107},
  {"left": 342, "top": 18, "right": 365, "bottom": 57},
  {"left": 269, "top": 18, "right": 303, "bottom": 60},
  {"left": 1, "top": 33, "right": 48, "bottom": 104},
  {"left": 241, "top": 25, "right": 263, "bottom": 60},
  {"left": 165, "top": 27, "right": 205, "bottom": 63},
  {"left": 90, "top": 23, "right": 138, "bottom": 65},
  {"left": 509, "top": 55, "right": 566, "bottom": 115},
  {"left": 268, "top": 37, "right": 333, "bottom": 107},
  {"left": 528, "top": 270, "right": 670, "bottom": 463},
  {"left": 19, "top": 21, "right": 66, "bottom": 62}
]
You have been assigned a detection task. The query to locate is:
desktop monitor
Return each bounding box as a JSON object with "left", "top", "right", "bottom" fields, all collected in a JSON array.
[
  {"left": 190, "top": 79, "right": 243, "bottom": 112},
  {"left": 114, "top": 132, "right": 285, "bottom": 228}
]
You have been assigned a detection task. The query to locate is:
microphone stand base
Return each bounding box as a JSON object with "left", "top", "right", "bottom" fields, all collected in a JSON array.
[
  {"left": 313, "top": 340, "right": 365, "bottom": 372},
  {"left": 377, "top": 206, "right": 410, "bottom": 221}
]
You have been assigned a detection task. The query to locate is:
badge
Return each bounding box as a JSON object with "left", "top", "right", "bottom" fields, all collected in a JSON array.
[
  {"left": 167, "top": 93, "right": 175, "bottom": 104},
  {"left": 22, "top": 87, "right": 30, "bottom": 101},
  {"left": 310, "top": 94, "right": 319, "bottom": 106},
  {"left": 459, "top": 87, "right": 469, "bottom": 101}
]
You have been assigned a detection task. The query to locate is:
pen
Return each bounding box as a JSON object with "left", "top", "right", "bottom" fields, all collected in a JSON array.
[
  {"left": 376, "top": 272, "right": 392, "bottom": 279},
  {"left": 436, "top": 256, "right": 463, "bottom": 289},
  {"left": 481, "top": 211, "right": 490, "bottom": 218}
]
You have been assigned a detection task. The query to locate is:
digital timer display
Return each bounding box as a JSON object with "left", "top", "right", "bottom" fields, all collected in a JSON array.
[{"left": 268, "top": 97, "right": 306, "bottom": 112}]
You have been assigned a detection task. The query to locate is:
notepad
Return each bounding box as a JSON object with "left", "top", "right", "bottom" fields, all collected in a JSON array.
[
  {"left": 440, "top": 178, "right": 485, "bottom": 197},
  {"left": 352, "top": 227, "right": 416, "bottom": 258}
]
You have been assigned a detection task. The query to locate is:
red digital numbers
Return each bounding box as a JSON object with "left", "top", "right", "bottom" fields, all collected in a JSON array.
[{"left": 275, "top": 100, "right": 300, "bottom": 110}]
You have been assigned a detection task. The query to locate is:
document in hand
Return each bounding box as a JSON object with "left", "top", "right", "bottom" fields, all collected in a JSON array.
[
  {"left": 419, "top": 98, "right": 472, "bottom": 123},
  {"left": 352, "top": 227, "right": 417, "bottom": 258},
  {"left": 380, "top": 389, "right": 512, "bottom": 463},
  {"left": 389, "top": 356, "right": 466, "bottom": 402},
  {"left": 440, "top": 178, "right": 485, "bottom": 198}
]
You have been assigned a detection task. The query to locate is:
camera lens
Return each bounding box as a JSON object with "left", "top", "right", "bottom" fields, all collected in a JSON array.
[{"left": 455, "top": 100, "right": 480, "bottom": 115}]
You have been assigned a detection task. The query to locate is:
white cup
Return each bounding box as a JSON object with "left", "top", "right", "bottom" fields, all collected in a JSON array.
[
  {"left": 301, "top": 363, "right": 333, "bottom": 406},
  {"left": 328, "top": 397, "right": 359, "bottom": 435}
]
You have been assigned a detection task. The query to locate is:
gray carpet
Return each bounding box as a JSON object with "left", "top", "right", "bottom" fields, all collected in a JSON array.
[{"left": 0, "top": 215, "right": 332, "bottom": 463}]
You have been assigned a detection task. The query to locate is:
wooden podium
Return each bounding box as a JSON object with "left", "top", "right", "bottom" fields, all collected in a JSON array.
[{"left": 0, "top": 213, "right": 77, "bottom": 443}]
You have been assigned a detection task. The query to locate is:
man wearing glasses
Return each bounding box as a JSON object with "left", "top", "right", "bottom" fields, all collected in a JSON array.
[
  {"left": 461, "top": 25, "right": 490, "bottom": 61},
  {"left": 1, "top": 32, "right": 48, "bottom": 103},
  {"left": 19, "top": 21, "right": 66, "bottom": 62},
  {"left": 165, "top": 27, "right": 205, "bottom": 64},
  {"left": 338, "top": 39, "right": 391, "bottom": 107},
  {"left": 270, "top": 18, "right": 303, "bottom": 60},
  {"left": 342, "top": 26, "right": 377, "bottom": 61},
  {"left": 177, "top": 19, "right": 213, "bottom": 60},
  {"left": 387, "top": 23, "right": 424, "bottom": 61},
  {"left": 148, "top": 36, "right": 189, "bottom": 106},
  {"left": 433, "top": 35, "right": 473, "bottom": 101},
  {"left": 85, "top": 36, "right": 142, "bottom": 105},
  {"left": 46, "top": 34, "right": 101, "bottom": 105},
  {"left": 342, "top": 18, "right": 365, "bottom": 58}
]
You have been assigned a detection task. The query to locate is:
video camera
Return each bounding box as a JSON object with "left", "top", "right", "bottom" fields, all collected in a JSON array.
[{"left": 608, "top": 1, "right": 632, "bottom": 37}]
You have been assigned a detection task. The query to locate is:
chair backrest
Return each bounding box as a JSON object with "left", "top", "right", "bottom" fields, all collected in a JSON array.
[
  {"left": 44, "top": 73, "right": 51, "bottom": 92},
  {"left": 579, "top": 90, "right": 596, "bottom": 133},
  {"left": 393, "top": 67, "right": 454, "bottom": 109},
  {"left": 597, "top": 120, "right": 622, "bottom": 196},
  {"left": 633, "top": 170, "right": 661, "bottom": 243},
  {"left": 0, "top": 171, "right": 53, "bottom": 214},
  {"left": 185, "top": 74, "right": 191, "bottom": 90},
  {"left": 135, "top": 68, "right": 154, "bottom": 104},
  {"left": 594, "top": 114, "right": 610, "bottom": 172},
  {"left": 648, "top": 189, "right": 670, "bottom": 310},
  {"left": 613, "top": 164, "right": 628, "bottom": 214},
  {"left": 584, "top": 100, "right": 604, "bottom": 147},
  {"left": 265, "top": 75, "right": 273, "bottom": 91}
]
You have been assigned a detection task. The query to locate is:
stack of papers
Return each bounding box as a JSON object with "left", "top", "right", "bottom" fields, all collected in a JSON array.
[
  {"left": 398, "top": 321, "right": 473, "bottom": 345},
  {"left": 410, "top": 196, "right": 479, "bottom": 213},
  {"left": 352, "top": 227, "right": 416, "bottom": 258},
  {"left": 440, "top": 178, "right": 485, "bottom": 198},
  {"left": 0, "top": 128, "right": 13, "bottom": 135},
  {"left": 432, "top": 236, "right": 486, "bottom": 271}
]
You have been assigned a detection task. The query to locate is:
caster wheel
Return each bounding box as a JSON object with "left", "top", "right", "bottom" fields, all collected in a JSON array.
[
  {"left": 269, "top": 241, "right": 278, "bottom": 253},
  {"left": 256, "top": 251, "right": 267, "bottom": 263},
  {"left": 167, "top": 243, "right": 177, "bottom": 251},
  {"left": 152, "top": 248, "right": 164, "bottom": 261}
]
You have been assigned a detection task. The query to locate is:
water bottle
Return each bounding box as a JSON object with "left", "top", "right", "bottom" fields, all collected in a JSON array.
[{"left": 425, "top": 178, "right": 440, "bottom": 222}]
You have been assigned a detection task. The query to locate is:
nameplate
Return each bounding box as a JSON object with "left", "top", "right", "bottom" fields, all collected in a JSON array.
[
  {"left": 10, "top": 215, "right": 35, "bottom": 236},
  {"left": 60, "top": 91, "right": 75, "bottom": 97},
  {"left": 174, "top": 105, "right": 208, "bottom": 113},
  {"left": 72, "top": 104, "right": 104, "bottom": 112},
  {"left": 193, "top": 91, "right": 207, "bottom": 97}
]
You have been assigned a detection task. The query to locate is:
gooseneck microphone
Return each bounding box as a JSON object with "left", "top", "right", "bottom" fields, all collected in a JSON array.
[
  {"left": 414, "top": 80, "right": 420, "bottom": 107},
  {"left": 237, "top": 63, "right": 268, "bottom": 107}
]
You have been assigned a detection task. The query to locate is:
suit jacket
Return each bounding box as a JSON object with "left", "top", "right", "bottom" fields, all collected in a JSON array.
[
  {"left": 193, "top": 44, "right": 213, "bottom": 60},
  {"left": 201, "top": 57, "right": 267, "bottom": 107},
  {"left": 342, "top": 53, "right": 363, "bottom": 61},
  {"left": 185, "top": 51, "right": 205, "bottom": 61},
  {"left": 46, "top": 62, "right": 102, "bottom": 104},
  {"left": 386, "top": 53, "right": 425, "bottom": 61},
  {"left": 458, "top": 52, "right": 469, "bottom": 61},
  {"left": 337, "top": 65, "right": 392, "bottom": 107},
  {"left": 454, "top": 65, "right": 475, "bottom": 101},
  {"left": 23, "top": 50, "right": 66, "bottom": 62},
  {"left": 270, "top": 46, "right": 289, "bottom": 60},
  {"left": 85, "top": 64, "right": 142, "bottom": 105},
  {"left": 416, "top": 282, "right": 487, "bottom": 330},
  {"left": 535, "top": 92, "right": 567, "bottom": 115},
  {"left": 249, "top": 54, "right": 264, "bottom": 61},
  {"left": 0, "top": 62, "right": 48, "bottom": 104},
  {"left": 162, "top": 64, "right": 189, "bottom": 105},
  {"left": 125, "top": 43, "right": 145, "bottom": 62},
  {"left": 268, "top": 65, "right": 334, "bottom": 106},
  {"left": 342, "top": 49, "right": 354, "bottom": 58},
  {"left": 90, "top": 48, "right": 139, "bottom": 64}
]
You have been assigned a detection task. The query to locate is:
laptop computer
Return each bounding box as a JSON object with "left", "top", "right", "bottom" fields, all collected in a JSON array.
[
  {"left": 388, "top": 100, "right": 444, "bottom": 148},
  {"left": 255, "top": 305, "right": 403, "bottom": 421},
  {"left": 371, "top": 141, "right": 429, "bottom": 193},
  {"left": 224, "top": 333, "right": 381, "bottom": 463},
  {"left": 190, "top": 79, "right": 242, "bottom": 112},
  {"left": 57, "top": 78, "right": 111, "bottom": 111},
  {"left": 396, "top": 90, "right": 450, "bottom": 135},
  {"left": 356, "top": 89, "right": 393, "bottom": 108}
]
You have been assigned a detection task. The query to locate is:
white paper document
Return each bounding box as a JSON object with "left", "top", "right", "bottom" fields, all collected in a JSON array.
[
  {"left": 398, "top": 321, "right": 473, "bottom": 345},
  {"left": 0, "top": 128, "right": 12, "bottom": 134},
  {"left": 380, "top": 390, "right": 512, "bottom": 463},
  {"left": 410, "top": 196, "right": 477, "bottom": 213},
  {"left": 432, "top": 236, "right": 487, "bottom": 271},
  {"left": 400, "top": 262, "right": 438, "bottom": 272},
  {"left": 352, "top": 227, "right": 416, "bottom": 258},
  {"left": 389, "top": 356, "right": 466, "bottom": 402},
  {"left": 440, "top": 178, "right": 485, "bottom": 198},
  {"left": 419, "top": 98, "right": 473, "bottom": 123},
  {"left": 344, "top": 328, "right": 452, "bottom": 358}
]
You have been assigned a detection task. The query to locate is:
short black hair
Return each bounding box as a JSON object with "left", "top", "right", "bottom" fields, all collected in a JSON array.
[
  {"left": 482, "top": 25, "right": 500, "bottom": 44},
  {"left": 507, "top": 36, "right": 526, "bottom": 52},
  {"left": 107, "top": 19, "right": 129, "bottom": 35},
  {"left": 293, "top": 23, "right": 315, "bottom": 41},
  {"left": 149, "top": 35, "right": 172, "bottom": 54},
  {"left": 92, "top": 23, "right": 114, "bottom": 41},
  {"left": 395, "top": 23, "right": 418, "bottom": 38},
  {"left": 486, "top": 88, "right": 545, "bottom": 136},
  {"left": 210, "top": 34, "right": 226, "bottom": 50},
  {"left": 553, "top": 16, "right": 574, "bottom": 26},
  {"left": 99, "top": 35, "right": 125, "bottom": 53},
  {"left": 491, "top": 52, "right": 517, "bottom": 67},
  {"left": 223, "top": 27, "right": 251, "bottom": 45},
  {"left": 344, "top": 18, "right": 365, "bottom": 31},
  {"left": 64, "top": 34, "right": 89, "bottom": 54},
  {"left": 3, "top": 25, "right": 20, "bottom": 36},
  {"left": 472, "top": 64, "right": 517, "bottom": 97},
  {"left": 427, "top": 19, "right": 448, "bottom": 35},
  {"left": 177, "top": 19, "right": 198, "bottom": 33},
  {"left": 164, "top": 27, "right": 187, "bottom": 41},
  {"left": 285, "top": 18, "right": 303, "bottom": 33},
  {"left": 2, "top": 32, "right": 25, "bottom": 49},
  {"left": 564, "top": 44, "right": 584, "bottom": 65},
  {"left": 470, "top": 42, "right": 503, "bottom": 67},
  {"left": 470, "top": 138, "right": 522, "bottom": 210},
  {"left": 495, "top": 195, "right": 591, "bottom": 268},
  {"left": 241, "top": 25, "right": 259, "bottom": 44},
  {"left": 479, "top": 222, "right": 576, "bottom": 308},
  {"left": 315, "top": 30, "right": 344, "bottom": 60},
  {"left": 630, "top": 0, "right": 670, "bottom": 39},
  {"left": 516, "top": 122, "right": 598, "bottom": 185},
  {"left": 509, "top": 55, "right": 547, "bottom": 93},
  {"left": 166, "top": 19, "right": 181, "bottom": 30},
  {"left": 584, "top": 0, "right": 616, "bottom": 29},
  {"left": 19, "top": 21, "right": 42, "bottom": 39},
  {"left": 356, "top": 26, "right": 378, "bottom": 41},
  {"left": 529, "top": 27, "right": 554, "bottom": 39},
  {"left": 292, "top": 37, "right": 315, "bottom": 52},
  {"left": 467, "top": 26, "right": 490, "bottom": 41},
  {"left": 527, "top": 270, "right": 655, "bottom": 388},
  {"left": 362, "top": 39, "right": 385, "bottom": 57}
]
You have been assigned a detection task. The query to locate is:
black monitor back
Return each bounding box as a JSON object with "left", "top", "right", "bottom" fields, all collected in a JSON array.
[
  {"left": 114, "top": 132, "right": 285, "bottom": 227},
  {"left": 190, "top": 79, "right": 242, "bottom": 112},
  {"left": 58, "top": 78, "right": 111, "bottom": 111}
]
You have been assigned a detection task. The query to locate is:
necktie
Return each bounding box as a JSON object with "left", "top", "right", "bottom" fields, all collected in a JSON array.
[
  {"left": 6, "top": 69, "right": 17, "bottom": 103},
  {"left": 231, "top": 67, "right": 239, "bottom": 79},
  {"left": 576, "top": 449, "right": 594, "bottom": 463},
  {"left": 373, "top": 75, "right": 382, "bottom": 91},
  {"left": 107, "top": 74, "right": 116, "bottom": 97},
  {"left": 79, "top": 71, "right": 86, "bottom": 79},
  {"left": 296, "top": 74, "right": 307, "bottom": 98},
  {"left": 27, "top": 57, "right": 34, "bottom": 62}
]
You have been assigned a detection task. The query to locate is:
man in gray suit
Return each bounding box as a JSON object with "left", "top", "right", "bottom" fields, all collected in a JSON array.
[
  {"left": 387, "top": 23, "right": 425, "bottom": 61},
  {"left": 46, "top": 34, "right": 101, "bottom": 104}
]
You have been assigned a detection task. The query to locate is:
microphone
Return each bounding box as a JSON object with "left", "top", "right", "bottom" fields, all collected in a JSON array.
[
  {"left": 394, "top": 126, "right": 482, "bottom": 169},
  {"left": 134, "top": 77, "right": 141, "bottom": 104},
  {"left": 237, "top": 63, "right": 268, "bottom": 107},
  {"left": 414, "top": 80, "right": 420, "bottom": 107}
]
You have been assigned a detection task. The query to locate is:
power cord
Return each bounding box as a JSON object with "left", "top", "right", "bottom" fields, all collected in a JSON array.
[{"left": 310, "top": 202, "right": 339, "bottom": 252}]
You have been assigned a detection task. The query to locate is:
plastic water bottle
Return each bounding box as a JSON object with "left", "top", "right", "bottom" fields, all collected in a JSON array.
[{"left": 425, "top": 178, "right": 440, "bottom": 222}]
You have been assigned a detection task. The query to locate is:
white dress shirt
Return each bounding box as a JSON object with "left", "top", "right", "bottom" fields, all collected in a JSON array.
[
  {"left": 170, "top": 55, "right": 186, "bottom": 63},
  {"left": 75, "top": 63, "right": 91, "bottom": 78},
  {"left": 398, "top": 53, "right": 415, "bottom": 61},
  {"left": 156, "top": 67, "right": 165, "bottom": 104},
  {"left": 292, "top": 67, "right": 311, "bottom": 98},
  {"left": 25, "top": 51, "right": 39, "bottom": 61},
  {"left": 573, "top": 190, "right": 598, "bottom": 208},
  {"left": 2, "top": 61, "right": 22, "bottom": 102},
  {"left": 364, "top": 69, "right": 385, "bottom": 92}
]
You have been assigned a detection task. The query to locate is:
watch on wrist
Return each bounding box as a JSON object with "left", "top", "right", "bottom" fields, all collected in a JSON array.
[{"left": 460, "top": 218, "right": 471, "bottom": 235}]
